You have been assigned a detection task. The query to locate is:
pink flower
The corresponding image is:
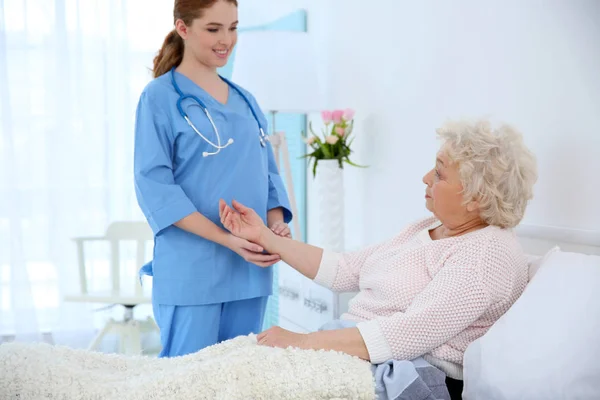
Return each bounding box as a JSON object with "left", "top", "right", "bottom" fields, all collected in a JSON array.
[
  {"left": 334, "top": 126, "right": 345, "bottom": 136},
  {"left": 304, "top": 136, "right": 317, "bottom": 145},
  {"left": 343, "top": 108, "right": 355, "bottom": 121},
  {"left": 331, "top": 110, "right": 344, "bottom": 124},
  {"left": 321, "top": 110, "right": 332, "bottom": 124},
  {"left": 325, "top": 135, "right": 339, "bottom": 144}
]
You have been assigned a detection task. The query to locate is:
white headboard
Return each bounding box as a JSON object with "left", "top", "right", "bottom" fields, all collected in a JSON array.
[{"left": 516, "top": 224, "right": 600, "bottom": 256}]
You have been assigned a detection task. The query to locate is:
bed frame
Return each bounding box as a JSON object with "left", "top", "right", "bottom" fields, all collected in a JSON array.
[{"left": 516, "top": 223, "right": 600, "bottom": 256}]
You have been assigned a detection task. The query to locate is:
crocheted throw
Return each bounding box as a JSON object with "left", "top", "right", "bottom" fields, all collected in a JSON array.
[{"left": 0, "top": 335, "right": 375, "bottom": 399}]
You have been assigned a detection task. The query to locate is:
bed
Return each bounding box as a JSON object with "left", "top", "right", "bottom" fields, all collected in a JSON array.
[
  {"left": 331, "top": 223, "right": 600, "bottom": 399},
  {"left": 462, "top": 223, "right": 600, "bottom": 399},
  {"left": 0, "top": 334, "right": 376, "bottom": 399},
  {"left": 1, "top": 224, "right": 598, "bottom": 399}
]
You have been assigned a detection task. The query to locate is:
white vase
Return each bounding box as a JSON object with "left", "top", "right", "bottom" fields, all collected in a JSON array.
[{"left": 315, "top": 159, "right": 345, "bottom": 253}]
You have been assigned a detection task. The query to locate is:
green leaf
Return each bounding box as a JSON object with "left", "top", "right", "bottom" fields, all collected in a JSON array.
[
  {"left": 321, "top": 143, "right": 332, "bottom": 159},
  {"left": 343, "top": 158, "right": 368, "bottom": 168},
  {"left": 308, "top": 120, "right": 315, "bottom": 136},
  {"left": 348, "top": 119, "right": 355, "bottom": 131}
]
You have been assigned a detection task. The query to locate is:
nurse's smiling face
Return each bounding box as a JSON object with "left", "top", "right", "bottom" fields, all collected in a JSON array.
[{"left": 176, "top": 0, "right": 238, "bottom": 70}]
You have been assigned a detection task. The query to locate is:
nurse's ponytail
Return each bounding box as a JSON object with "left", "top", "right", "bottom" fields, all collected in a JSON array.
[
  {"left": 153, "top": 29, "right": 184, "bottom": 78},
  {"left": 152, "top": 0, "right": 238, "bottom": 78}
]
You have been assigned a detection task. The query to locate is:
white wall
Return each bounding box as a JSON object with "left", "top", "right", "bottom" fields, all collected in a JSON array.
[
  {"left": 307, "top": 0, "right": 600, "bottom": 249},
  {"left": 238, "top": 1, "right": 308, "bottom": 27}
]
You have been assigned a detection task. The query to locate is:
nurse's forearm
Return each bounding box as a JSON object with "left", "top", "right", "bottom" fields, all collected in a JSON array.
[
  {"left": 259, "top": 227, "right": 323, "bottom": 279},
  {"left": 174, "top": 212, "right": 230, "bottom": 246}
]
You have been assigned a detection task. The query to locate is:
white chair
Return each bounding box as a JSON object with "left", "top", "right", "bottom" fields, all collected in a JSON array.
[{"left": 64, "top": 221, "right": 160, "bottom": 355}]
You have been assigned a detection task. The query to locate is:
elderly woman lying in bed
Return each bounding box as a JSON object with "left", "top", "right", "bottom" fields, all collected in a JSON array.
[{"left": 219, "top": 118, "right": 537, "bottom": 391}]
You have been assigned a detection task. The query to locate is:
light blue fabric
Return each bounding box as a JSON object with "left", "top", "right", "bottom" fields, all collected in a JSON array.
[
  {"left": 134, "top": 72, "right": 292, "bottom": 307},
  {"left": 320, "top": 320, "right": 450, "bottom": 400},
  {"left": 153, "top": 296, "right": 268, "bottom": 357}
]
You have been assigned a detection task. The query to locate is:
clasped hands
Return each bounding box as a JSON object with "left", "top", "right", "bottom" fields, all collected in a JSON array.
[
  {"left": 219, "top": 199, "right": 289, "bottom": 267},
  {"left": 219, "top": 199, "right": 308, "bottom": 350}
]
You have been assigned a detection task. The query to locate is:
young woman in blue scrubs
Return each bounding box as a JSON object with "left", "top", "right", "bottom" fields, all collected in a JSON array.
[{"left": 133, "top": 0, "right": 293, "bottom": 357}]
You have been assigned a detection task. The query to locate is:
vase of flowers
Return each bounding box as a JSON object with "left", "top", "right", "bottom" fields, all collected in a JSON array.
[
  {"left": 313, "top": 158, "right": 345, "bottom": 252},
  {"left": 303, "top": 109, "right": 364, "bottom": 253},
  {"left": 302, "top": 109, "right": 364, "bottom": 177}
]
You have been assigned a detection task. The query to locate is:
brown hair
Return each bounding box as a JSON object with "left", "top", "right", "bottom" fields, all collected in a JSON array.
[{"left": 153, "top": 0, "right": 238, "bottom": 78}]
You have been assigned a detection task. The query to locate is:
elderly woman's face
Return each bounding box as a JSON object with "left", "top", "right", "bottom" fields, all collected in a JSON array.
[{"left": 422, "top": 148, "right": 478, "bottom": 227}]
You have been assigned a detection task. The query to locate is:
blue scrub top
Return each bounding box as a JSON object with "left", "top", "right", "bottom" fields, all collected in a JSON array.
[{"left": 134, "top": 71, "right": 292, "bottom": 306}]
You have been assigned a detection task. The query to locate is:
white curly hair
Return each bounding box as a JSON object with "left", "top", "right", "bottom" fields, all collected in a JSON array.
[{"left": 436, "top": 118, "right": 538, "bottom": 228}]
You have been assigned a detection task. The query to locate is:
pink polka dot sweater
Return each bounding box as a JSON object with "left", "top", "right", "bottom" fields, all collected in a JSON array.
[{"left": 314, "top": 217, "right": 529, "bottom": 379}]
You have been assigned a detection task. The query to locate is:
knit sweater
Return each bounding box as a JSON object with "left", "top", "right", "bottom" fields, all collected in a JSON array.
[{"left": 314, "top": 217, "right": 529, "bottom": 380}]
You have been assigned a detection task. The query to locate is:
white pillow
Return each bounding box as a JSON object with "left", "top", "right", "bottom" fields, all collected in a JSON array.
[
  {"left": 463, "top": 250, "right": 600, "bottom": 400},
  {"left": 527, "top": 246, "right": 560, "bottom": 280}
]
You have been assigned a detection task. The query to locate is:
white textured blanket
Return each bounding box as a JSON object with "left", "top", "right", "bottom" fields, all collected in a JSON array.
[{"left": 0, "top": 335, "right": 375, "bottom": 399}]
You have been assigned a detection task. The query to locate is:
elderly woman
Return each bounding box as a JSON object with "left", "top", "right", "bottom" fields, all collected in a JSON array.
[{"left": 219, "top": 118, "right": 537, "bottom": 395}]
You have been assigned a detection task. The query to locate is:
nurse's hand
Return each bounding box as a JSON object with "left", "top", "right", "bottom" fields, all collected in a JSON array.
[
  {"left": 269, "top": 221, "right": 291, "bottom": 238},
  {"left": 219, "top": 199, "right": 265, "bottom": 244},
  {"left": 226, "top": 236, "right": 280, "bottom": 267}
]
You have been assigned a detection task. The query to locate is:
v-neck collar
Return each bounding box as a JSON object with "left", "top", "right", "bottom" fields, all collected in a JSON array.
[
  {"left": 173, "top": 70, "right": 231, "bottom": 108},
  {"left": 419, "top": 219, "right": 493, "bottom": 242},
  {"left": 419, "top": 220, "right": 441, "bottom": 243}
]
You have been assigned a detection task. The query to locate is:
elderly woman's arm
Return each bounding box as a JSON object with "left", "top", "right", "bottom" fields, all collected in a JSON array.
[
  {"left": 355, "top": 261, "right": 492, "bottom": 363},
  {"left": 260, "top": 252, "right": 494, "bottom": 363},
  {"left": 220, "top": 199, "right": 323, "bottom": 278},
  {"left": 260, "top": 226, "right": 324, "bottom": 279},
  {"left": 258, "top": 326, "right": 370, "bottom": 361},
  {"left": 220, "top": 199, "right": 388, "bottom": 292}
]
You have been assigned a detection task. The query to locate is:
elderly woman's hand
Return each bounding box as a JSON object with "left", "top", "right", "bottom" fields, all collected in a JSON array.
[
  {"left": 257, "top": 326, "right": 308, "bottom": 350},
  {"left": 257, "top": 326, "right": 370, "bottom": 361},
  {"left": 219, "top": 199, "right": 267, "bottom": 245}
]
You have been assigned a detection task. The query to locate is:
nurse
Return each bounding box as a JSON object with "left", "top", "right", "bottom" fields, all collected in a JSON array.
[{"left": 133, "top": 0, "right": 293, "bottom": 357}]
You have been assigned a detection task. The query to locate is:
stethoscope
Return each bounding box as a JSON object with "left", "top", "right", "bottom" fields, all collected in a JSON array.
[{"left": 170, "top": 67, "right": 269, "bottom": 157}]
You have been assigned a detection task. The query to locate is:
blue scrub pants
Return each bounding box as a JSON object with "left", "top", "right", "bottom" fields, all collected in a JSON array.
[{"left": 153, "top": 296, "right": 268, "bottom": 358}]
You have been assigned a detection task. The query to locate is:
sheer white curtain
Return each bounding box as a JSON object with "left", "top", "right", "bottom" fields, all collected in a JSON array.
[
  {"left": 0, "top": 0, "right": 172, "bottom": 346},
  {"left": 0, "top": 0, "right": 301, "bottom": 348}
]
